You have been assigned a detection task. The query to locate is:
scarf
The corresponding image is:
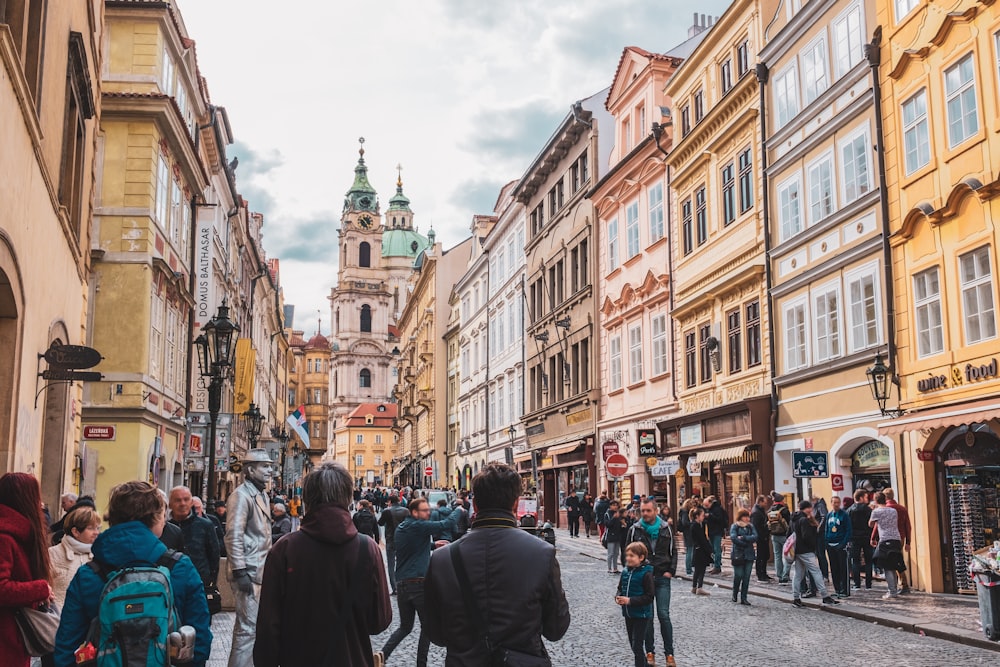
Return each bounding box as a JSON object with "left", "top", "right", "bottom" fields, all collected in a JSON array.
[
  {"left": 63, "top": 533, "right": 93, "bottom": 555},
  {"left": 640, "top": 517, "right": 660, "bottom": 543}
]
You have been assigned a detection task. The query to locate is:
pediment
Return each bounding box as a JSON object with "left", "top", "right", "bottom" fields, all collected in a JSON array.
[
  {"left": 349, "top": 340, "right": 384, "bottom": 356},
  {"left": 606, "top": 47, "right": 655, "bottom": 111}
]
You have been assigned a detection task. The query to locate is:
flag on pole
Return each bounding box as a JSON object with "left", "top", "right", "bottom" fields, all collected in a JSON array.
[{"left": 286, "top": 405, "right": 310, "bottom": 449}]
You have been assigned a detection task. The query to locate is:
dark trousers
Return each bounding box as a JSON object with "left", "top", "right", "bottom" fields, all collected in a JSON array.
[
  {"left": 644, "top": 575, "right": 674, "bottom": 657},
  {"left": 568, "top": 514, "right": 580, "bottom": 536},
  {"left": 732, "top": 562, "right": 753, "bottom": 601},
  {"left": 816, "top": 530, "right": 829, "bottom": 579},
  {"left": 850, "top": 540, "right": 874, "bottom": 588},
  {"left": 626, "top": 617, "right": 651, "bottom": 667},
  {"left": 382, "top": 579, "right": 429, "bottom": 667},
  {"left": 385, "top": 544, "right": 397, "bottom": 593},
  {"left": 828, "top": 545, "right": 849, "bottom": 596},
  {"left": 755, "top": 539, "right": 770, "bottom": 580},
  {"left": 692, "top": 561, "right": 707, "bottom": 590}
]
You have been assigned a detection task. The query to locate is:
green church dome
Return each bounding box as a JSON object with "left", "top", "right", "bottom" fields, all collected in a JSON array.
[{"left": 382, "top": 228, "right": 429, "bottom": 258}]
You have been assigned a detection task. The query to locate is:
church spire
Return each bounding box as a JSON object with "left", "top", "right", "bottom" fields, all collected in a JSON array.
[
  {"left": 387, "top": 161, "right": 412, "bottom": 214},
  {"left": 343, "top": 137, "right": 378, "bottom": 213}
]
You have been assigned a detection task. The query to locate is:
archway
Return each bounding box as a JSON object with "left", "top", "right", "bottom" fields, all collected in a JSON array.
[
  {"left": 0, "top": 237, "right": 24, "bottom": 472},
  {"left": 828, "top": 427, "right": 898, "bottom": 494}
]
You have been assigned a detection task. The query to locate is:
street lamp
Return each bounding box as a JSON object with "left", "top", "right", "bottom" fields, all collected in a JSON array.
[
  {"left": 866, "top": 353, "right": 903, "bottom": 417},
  {"left": 506, "top": 424, "right": 516, "bottom": 466},
  {"left": 193, "top": 302, "right": 240, "bottom": 504},
  {"left": 242, "top": 403, "right": 264, "bottom": 448},
  {"left": 271, "top": 425, "right": 289, "bottom": 492}
]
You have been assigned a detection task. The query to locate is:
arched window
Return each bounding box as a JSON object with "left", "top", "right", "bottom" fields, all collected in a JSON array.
[
  {"left": 360, "top": 304, "right": 372, "bottom": 333},
  {"left": 359, "top": 241, "right": 371, "bottom": 267},
  {"left": 392, "top": 217, "right": 397, "bottom": 227},
  {"left": 359, "top": 368, "right": 372, "bottom": 389}
]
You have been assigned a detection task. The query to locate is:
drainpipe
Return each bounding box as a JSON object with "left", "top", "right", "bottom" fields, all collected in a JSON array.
[{"left": 755, "top": 62, "right": 779, "bottom": 497}]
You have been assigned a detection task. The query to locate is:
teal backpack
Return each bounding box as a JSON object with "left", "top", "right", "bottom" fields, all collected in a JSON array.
[{"left": 87, "top": 550, "right": 182, "bottom": 667}]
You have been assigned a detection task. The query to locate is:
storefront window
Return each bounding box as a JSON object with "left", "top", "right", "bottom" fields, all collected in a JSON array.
[
  {"left": 851, "top": 440, "right": 891, "bottom": 493},
  {"left": 570, "top": 465, "right": 589, "bottom": 500},
  {"left": 727, "top": 470, "right": 753, "bottom": 518}
]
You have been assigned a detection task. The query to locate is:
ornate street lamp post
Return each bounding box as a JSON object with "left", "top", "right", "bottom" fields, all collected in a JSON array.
[
  {"left": 271, "top": 426, "right": 289, "bottom": 492},
  {"left": 866, "top": 352, "right": 903, "bottom": 418},
  {"left": 242, "top": 402, "right": 264, "bottom": 448},
  {"left": 193, "top": 302, "right": 239, "bottom": 504}
]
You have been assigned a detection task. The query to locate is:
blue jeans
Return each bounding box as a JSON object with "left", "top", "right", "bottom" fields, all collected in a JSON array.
[
  {"left": 684, "top": 535, "right": 694, "bottom": 574},
  {"left": 771, "top": 535, "right": 789, "bottom": 580},
  {"left": 711, "top": 534, "right": 723, "bottom": 569},
  {"left": 644, "top": 575, "right": 674, "bottom": 657},
  {"left": 792, "top": 552, "right": 828, "bottom": 601},
  {"left": 732, "top": 561, "right": 753, "bottom": 601},
  {"left": 607, "top": 542, "right": 621, "bottom": 572}
]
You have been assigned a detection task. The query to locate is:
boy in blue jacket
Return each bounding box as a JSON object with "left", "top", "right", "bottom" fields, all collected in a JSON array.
[
  {"left": 825, "top": 495, "right": 853, "bottom": 598},
  {"left": 616, "top": 541, "right": 655, "bottom": 667}
]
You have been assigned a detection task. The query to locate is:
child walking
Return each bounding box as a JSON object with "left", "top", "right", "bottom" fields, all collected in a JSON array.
[{"left": 616, "top": 541, "right": 655, "bottom": 667}]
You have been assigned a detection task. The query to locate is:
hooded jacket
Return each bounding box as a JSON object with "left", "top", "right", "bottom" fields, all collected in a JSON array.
[
  {"left": 254, "top": 504, "right": 391, "bottom": 667},
  {"left": 0, "top": 505, "right": 51, "bottom": 667},
  {"left": 431, "top": 504, "right": 455, "bottom": 541},
  {"left": 53, "top": 520, "right": 212, "bottom": 667}
]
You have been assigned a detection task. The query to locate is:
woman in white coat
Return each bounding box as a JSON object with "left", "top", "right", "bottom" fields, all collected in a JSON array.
[{"left": 48, "top": 506, "right": 100, "bottom": 606}]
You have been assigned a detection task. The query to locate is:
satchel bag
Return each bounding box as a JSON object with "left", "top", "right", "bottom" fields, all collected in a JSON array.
[
  {"left": 14, "top": 601, "right": 60, "bottom": 656},
  {"left": 449, "top": 547, "right": 550, "bottom": 667},
  {"left": 205, "top": 581, "right": 223, "bottom": 615}
]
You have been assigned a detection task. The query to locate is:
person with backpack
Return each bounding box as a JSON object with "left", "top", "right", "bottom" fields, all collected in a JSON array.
[
  {"left": 54, "top": 480, "right": 212, "bottom": 667},
  {"left": 594, "top": 491, "right": 611, "bottom": 540},
  {"left": 377, "top": 495, "right": 410, "bottom": 594},
  {"left": 603, "top": 501, "right": 626, "bottom": 574},
  {"left": 766, "top": 491, "right": 792, "bottom": 584},
  {"left": 789, "top": 500, "right": 838, "bottom": 608},
  {"left": 352, "top": 500, "right": 381, "bottom": 543}
]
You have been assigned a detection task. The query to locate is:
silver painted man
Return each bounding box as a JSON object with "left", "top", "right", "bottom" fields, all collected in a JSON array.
[{"left": 225, "top": 448, "right": 273, "bottom": 667}]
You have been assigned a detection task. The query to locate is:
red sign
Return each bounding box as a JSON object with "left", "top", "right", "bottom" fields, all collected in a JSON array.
[
  {"left": 831, "top": 473, "right": 844, "bottom": 492},
  {"left": 804, "top": 437, "right": 814, "bottom": 451},
  {"left": 83, "top": 425, "right": 116, "bottom": 441},
  {"left": 424, "top": 465, "right": 434, "bottom": 477},
  {"left": 602, "top": 441, "right": 619, "bottom": 460},
  {"left": 189, "top": 434, "right": 202, "bottom": 456},
  {"left": 606, "top": 453, "right": 629, "bottom": 478},
  {"left": 917, "top": 450, "right": 935, "bottom": 462}
]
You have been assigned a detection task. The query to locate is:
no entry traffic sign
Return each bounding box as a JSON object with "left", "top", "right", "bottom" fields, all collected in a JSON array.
[
  {"left": 606, "top": 453, "right": 629, "bottom": 478},
  {"left": 424, "top": 465, "right": 434, "bottom": 477}
]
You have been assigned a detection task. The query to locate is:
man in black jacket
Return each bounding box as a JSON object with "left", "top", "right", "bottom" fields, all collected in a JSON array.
[
  {"left": 847, "top": 489, "right": 874, "bottom": 590},
  {"left": 750, "top": 495, "right": 773, "bottom": 582},
  {"left": 790, "top": 500, "right": 838, "bottom": 607},
  {"left": 378, "top": 494, "right": 411, "bottom": 594},
  {"left": 169, "top": 485, "right": 220, "bottom": 587},
  {"left": 703, "top": 496, "right": 728, "bottom": 574},
  {"left": 424, "top": 464, "right": 570, "bottom": 665},
  {"left": 625, "top": 498, "right": 678, "bottom": 667}
]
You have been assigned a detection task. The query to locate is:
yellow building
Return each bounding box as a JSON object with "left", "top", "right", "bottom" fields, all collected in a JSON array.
[
  {"left": 659, "top": 0, "right": 773, "bottom": 520},
  {"left": 878, "top": 0, "right": 1000, "bottom": 593},
  {"left": 0, "top": 1, "right": 101, "bottom": 510},
  {"left": 286, "top": 328, "right": 329, "bottom": 485},
  {"left": 83, "top": 0, "right": 208, "bottom": 509},
  {"left": 333, "top": 402, "right": 396, "bottom": 487}
]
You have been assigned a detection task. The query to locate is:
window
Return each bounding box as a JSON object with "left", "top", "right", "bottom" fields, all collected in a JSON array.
[
  {"left": 960, "top": 246, "right": 997, "bottom": 344},
  {"left": 681, "top": 105, "right": 690, "bottom": 136},
  {"left": 694, "top": 90, "right": 704, "bottom": 123},
  {"left": 356, "top": 434, "right": 363, "bottom": 444},
  {"left": 807, "top": 154, "right": 834, "bottom": 225},
  {"left": 648, "top": 183, "right": 664, "bottom": 242},
  {"left": 360, "top": 304, "right": 372, "bottom": 333},
  {"left": 313, "top": 389, "right": 322, "bottom": 404},
  {"left": 895, "top": 0, "right": 918, "bottom": 21},
  {"left": 902, "top": 90, "right": 930, "bottom": 175},
  {"left": 59, "top": 33, "right": 95, "bottom": 240},
  {"left": 288, "top": 388, "right": 296, "bottom": 405},
  {"left": 570, "top": 161, "right": 580, "bottom": 193},
  {"left": 625, "top": 201, "right": 640, "bottom": 258},
  {"left": 699, "top": 324, "right": 712, "bottom": 383},
  {"left": 695, "top": 186, "right": 707, "bottom": 246},
  {"left": 579, "top": 149, "right": 589, "bottom": 184},
  {"left": 651, "top": 315, "right": 668, "bottom": 377},
  {"left": 721, "top": 59, "right": 733, "bottom": 94},
  {"left": 607, "top": 218, "right": 619, "bottom": 271},
  {"left": 313, "top": 422, "right": 321, "bottom": 439},
  {"left": 628, "top": 324, "right": 643, "bottom": 384},
  {"left": 737, "top": 40, "right": 750, "bottom": 77},
  {"left": 681, "top": 199, "right": 693, "bottom": 255},
  {"left": 374, "top": 454, "right": 382, "bottom": 465},
  {"left": 355, "top": 454, "right": 364, "bottom": 468},
  {"left": 847, "top": 266, "right": 880, "bottom": 352},
  {"left": 813, "top": 286, "right": 841, "bottom": 361},
  {"left": 160, "top": 49, "right": 175, "bottom": 95},
  {"left": 727, "top": 309, "right": 742, "bottom": 373},
  {"left": 150, "top": 293, "right": 163, "bottom": 379},
  {"left": 833, "top": 3, "right": 865, "bottom": 77},
  {"left": 359, "top": 367, "right": 372, "bottom": 389},
  {"left": 774, "top": 64, "right": 799, "bottom": 128},
  {"left": 461, "top": 349, "right": 469, "bottom": 377},
  {"left": 913, "top": 267, "right": 943, "bottom": 357},
  {"left": 738, "top": 148, "right": 754, "bottom": 213},
  {"left": 777, "top": 176, "right": 802, "bottom": 241},
  {"left": 802, "top": 37, "right": 828, "bottom": 105},
  {"left": 721, "top": 162, "right": 736, "bottom": 226},
  {"left": 746, "top": 301, "right": 762, "bottom": 367},
  {"left": 784, "top": 299, "right": 808, "bottom": 371},
  {"left": 155, "top": 153, "right": 170, "bottom": 228},
  {"left": 841, "top": 131, "right": 872, "bottom": 202},
  {"left": 945, "top": 54, "right": 978, "bottom": 148},
  {"left": 623, "top": 117, "right": 632, "bottom": 151},
  {"left": 684, "top": 331, "right": 697, "bottom": 388},
  {"left": 609, "top": 335, "right": 622, "bottom": 390}
]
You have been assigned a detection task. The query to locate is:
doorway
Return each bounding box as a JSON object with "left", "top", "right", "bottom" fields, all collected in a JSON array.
[{"left": 0, "top": 255, "right": 23, "bottom": 472}]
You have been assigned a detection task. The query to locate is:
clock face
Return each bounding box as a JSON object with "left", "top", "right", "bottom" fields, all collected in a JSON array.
[{"left": 359, "top": 215, "right": 373, "bottom": 229}]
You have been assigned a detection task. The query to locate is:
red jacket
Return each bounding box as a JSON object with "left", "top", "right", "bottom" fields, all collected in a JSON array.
[
  {"left": 886, "top": 500, "right": 912, "bottom": 545},
  {"left": 0, "top": 505, "right": 50, "bottom": 667}
]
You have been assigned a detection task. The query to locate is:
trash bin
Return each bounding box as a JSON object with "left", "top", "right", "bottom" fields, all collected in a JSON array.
[{"left": 974, "top": 571, "right": 1000, "bottom": 641}]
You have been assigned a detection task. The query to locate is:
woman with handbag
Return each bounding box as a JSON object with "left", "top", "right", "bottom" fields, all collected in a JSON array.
[
  {"left": 729, "top": 509, "right": 757, "bottom": 605},
  {"left": 678, "top": 499, "right": 696, "bottom": 576},
  {"left": 0, "top": 472, "right": 55, "bottom": 667},
  {"left": 868, "top": 491, "right": 905, "bottom": 599},
  {"left": 688, "top": 506, "right": 713, "bottom": 596}
]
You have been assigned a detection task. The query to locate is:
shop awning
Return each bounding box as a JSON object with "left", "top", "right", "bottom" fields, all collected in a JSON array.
[
  {"left": 391, "top": 463, "right": 408, "bottom": 478},
  {"left": 696, "top": 445, "right": 747, "bottom": 465},
  {"left": 547, "top": 441, "right": 584, "bottom": 457},
  {"left": 878, "top": 398, "right": 1000, "bottom": 435},
  {"left": 513, "top": 452, "right": 532, "bottom": 464}
]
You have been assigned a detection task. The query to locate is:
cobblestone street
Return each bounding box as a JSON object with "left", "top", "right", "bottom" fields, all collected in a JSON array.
[{"left": 208, "top": 536, "right": 1000, "bottom": 666}]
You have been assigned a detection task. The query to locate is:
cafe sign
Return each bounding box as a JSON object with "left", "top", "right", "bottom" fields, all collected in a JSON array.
[{"left": 918, "top": 357, "right": 997, "bottom": 393}]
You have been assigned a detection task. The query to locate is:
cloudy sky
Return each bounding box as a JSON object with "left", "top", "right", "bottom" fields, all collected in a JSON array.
[{"left": 178, "top": 0, "right": 732, "bottom": 334}]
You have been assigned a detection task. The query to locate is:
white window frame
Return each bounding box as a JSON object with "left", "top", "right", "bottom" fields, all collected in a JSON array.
[
  {"left": 651, "top": 314, "right": 668, "bottom": 377},
  {"left": 609, "top": 334, "right": 622, "bottom": 390},
  {"left": 945, "top": 53, "right": 979, "bottom": 148},
  {"left": 155, "top": 154, "right": 170, "bottom": 228},
  {"left": 806, "top": 152, "right": 835, "bottom": 226},
  {"left": 648, "top": 183, "right": 664, "bottom": 243},
  {"left": 901, "top": 89, "right": 931, "bottom": 175},
  {"left": 628, "top": 323, "right": 643, "bottom": 384},
  {"left": 959, "top": 246, "right": 997, "bottom": 344},
  {"left": 150, "top": 292, "right": 163, "bottom": 380},
  {"left": 895, "top": 0, "right": 918, "bottom": 23},
  {"left": 832, "top": 2, "right": 865, "bottom": 78},
  {"left": 812, "top": 281, "right": 842, "bottom": 362},
  {"left": 801, "top": 34, "right": 829, "bottom": 105},
  {"left": 607, "top": 218, "right": 619, "bottom": 272},
  {"left": 783, "top": 297, "right": 809, "bottom": 371},
  {"left": 774, "top": 63, "right": 800, "bottom": 128},
  {"left": 777, "top": 174, "right": 803, "bottom": 241},
  {"left": 625, "top": 201, "right": 640, "bottom": 258},
  {"left": 845, "top": 261, "right": 882, "bottom": 353},
  {"left": 913, "top": 267, "right": 944, "bottom": 357},
  {"left": 355, "top": 453, "right": 364, "bottom": 467},
  {"left": 839, "top": 127, "right": 873, "bottom": 203}
]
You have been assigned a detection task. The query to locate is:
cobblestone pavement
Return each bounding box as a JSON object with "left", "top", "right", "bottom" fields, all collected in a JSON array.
[{"left": 208, "top": 533, "right": 999, "bottom": 666}]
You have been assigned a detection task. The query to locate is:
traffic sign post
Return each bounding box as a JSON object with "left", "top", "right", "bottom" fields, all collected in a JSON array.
[
  {"left": 792, "top": 451, "right": 829, "bottom": 478},
  {"left": 605, "top": 453, "right": 629, "bottom": 478},
  {"left": 424, "top": 465, "right": 433, "bottom": 477}
]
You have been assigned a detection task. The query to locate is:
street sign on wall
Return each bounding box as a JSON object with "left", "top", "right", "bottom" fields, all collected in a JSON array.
[
  {"left": 793, "top": 451, "right": 829, "bottom": 478},
  {"left": 602, "top": 441, "right": 619, "bottom": 460},
  {"left": 83, "top": 425, "right": 116, "bottom": 441}
]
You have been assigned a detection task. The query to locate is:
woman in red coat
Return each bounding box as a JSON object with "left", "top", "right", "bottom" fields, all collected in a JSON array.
[{"left": 0, "top": 473, "right": 54, "bottom": 667}]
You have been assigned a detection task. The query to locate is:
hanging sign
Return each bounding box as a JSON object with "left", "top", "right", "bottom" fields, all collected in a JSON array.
[
  {"left": 637, "top": 429, "right": 657, "bottom": 456},
  {"left": 793, "top": 451, "right": 829, "bottom": 478},
  {"left": 687, "top": 458, "right": 701, "bottom": 477}
]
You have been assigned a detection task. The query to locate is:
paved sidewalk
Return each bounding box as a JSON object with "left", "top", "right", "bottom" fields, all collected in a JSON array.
[{"left": 561, "top": 529, "right": 998, "bottom": 653}]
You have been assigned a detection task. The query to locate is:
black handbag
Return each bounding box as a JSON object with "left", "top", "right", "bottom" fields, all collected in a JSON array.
[
  {"left": 449, "top": 547, "right": 550, "bottom": 667},
  {"left": 205, "top": 582, "right": 222, "bottom": 615}
]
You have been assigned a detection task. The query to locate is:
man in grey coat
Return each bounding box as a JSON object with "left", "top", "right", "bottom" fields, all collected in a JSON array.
[{"left": 225, "top": 448, "right": 274, "bottom": 667}]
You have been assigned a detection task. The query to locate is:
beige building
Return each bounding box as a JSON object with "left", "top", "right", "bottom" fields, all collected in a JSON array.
[
  {"left": 0, "top": 1, "right": 101, "bottom": 510},
  {"left": 333, "top": 402, "right": 397, "bottom": 487},
  {"left": 287, "top": 327, "right": 329, "bottom": 486}
]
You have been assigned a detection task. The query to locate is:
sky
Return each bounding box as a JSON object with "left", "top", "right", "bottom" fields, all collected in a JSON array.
[{"left": 177, "top": 0, "right": 733, "bottom": 334}]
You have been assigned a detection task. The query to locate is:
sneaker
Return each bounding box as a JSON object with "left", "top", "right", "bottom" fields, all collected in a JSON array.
[
  {"left": 710, "top": 568, "right": 722, "bottom": 575},
  {"left": 373, "top": 652, "right": 385, "bottom": 667},
  {"left": 695, "top": 588, "right": 711, "bottom": 596},
  {"left": 900, "top": 587, "right": 911, "bottom": 595},
  {"left": 792, "top": 598, "right": 804, "bottom": 607},
  {"left": 740, "top": 600, "right": 752, "bottom": 606},
  {"left": 666, "top": 656, "right": 676, "bottom": 667},
  {"left": 822, "top": 596, "right": 839, "bottom": 605},
  {"left": 882, "top": 592, "right": 898, "bottom": 599},
  {"left": 802, "top": 591, "right": 817, "bottom": 599},
  {"left": 646, "top": 653, "right": 655, "bottom": 666},
  {"left": 851, "top": 584, "right": 861, "bottom": 591},
  {"left": 778, "top": 578, "right": 790, "bottom": 585}
]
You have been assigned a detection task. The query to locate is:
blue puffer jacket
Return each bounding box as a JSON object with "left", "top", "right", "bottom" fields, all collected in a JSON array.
[
  {"left": 617, "top": 564, "right": 654, "bottom": 619},
  {"left": 53, "top": 521, "right": 212, "bottom": 667},
  {"left": 729, "top": 522, "right": 757, "bottom": 563}
]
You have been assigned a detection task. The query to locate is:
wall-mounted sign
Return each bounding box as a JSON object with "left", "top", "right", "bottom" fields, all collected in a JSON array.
[
  {"left": 83, "top": 425, "right": 116, "bottom": 441},
  {"left": 853, "top": 441, "right": 890, "bottom": 469},
  {"left": 637, "top": 429, "right": 657, "bottom": 456},
  {"left": 565, "top": 407, "right": 592, "bottom": 426},
  {"left": 917, "top": 358, "right": 998, "bottom": 393},
  {"left": 526, "top": 423, "right": 545, "bottom": 437},
  {"left": 649, "top": 458, "right": 681, "bottom": 478},
  {"left": 793, "top": 451, "right": 829, "bottom": 478},
  {"left": 189, "top": 434, "right": 203, "bottom": 456},
  {"left": 687, "top": 458, "right": 701, "bottom": 477},
  {"left": 680, "top": 424, "right": 702, "bottom": 447},
  {"left": 602, "top": 441, "right": 620, "bottom": 460},
  {"left": 44, "top": 344, "right": 102, "bottom": 369},
  {"left": 916, "top": 450, "right": 935, "bottom": 462},
  {"left": 831, "top": 473, "right": 844, "bottom": 491}
]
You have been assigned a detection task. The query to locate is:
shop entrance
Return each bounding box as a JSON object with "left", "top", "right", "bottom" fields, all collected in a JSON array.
[
  {"left": 850, "top": 440, "right": 892, "bottom": 494},
  {"left": 937, "top": 423, "right": 1000, "bottom": 593}
]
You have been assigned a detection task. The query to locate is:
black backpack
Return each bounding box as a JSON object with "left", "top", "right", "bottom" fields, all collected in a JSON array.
[{"left": 354, "top": 511, "right": 377, "bottom": 538}]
